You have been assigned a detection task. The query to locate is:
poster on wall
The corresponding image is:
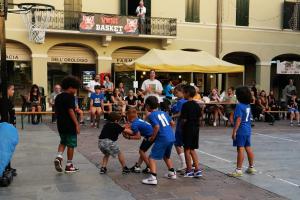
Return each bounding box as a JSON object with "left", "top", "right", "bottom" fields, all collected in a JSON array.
[
  {"left": 82, "top": 71, "right": 95, "bottom": 86},
  {"left": 277, "top": 61, "right": 300, "bottom": 74},
  {"left": 79, "top": 13, "right": 139, "bottom": 35}
]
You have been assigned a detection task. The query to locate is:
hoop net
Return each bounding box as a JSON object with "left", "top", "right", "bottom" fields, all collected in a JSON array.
[{"left": 20, "top": 5, "right": 54, "bottom": 44}]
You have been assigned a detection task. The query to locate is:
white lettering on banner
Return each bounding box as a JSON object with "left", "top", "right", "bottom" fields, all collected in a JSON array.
[
  {"left": 277, "top": 61, "right": 300, "bottom": 75},
  {"left": 96, "top": 24, "right": 123, "bottom": 33},
  {"left": 50, "top": 57, "right": 90, "bottom": 63}
]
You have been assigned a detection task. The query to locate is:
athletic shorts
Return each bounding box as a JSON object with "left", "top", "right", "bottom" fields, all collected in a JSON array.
[
  {"left": 233, "top": 134, "right": 251, "bottom": 147},
  {"left": 98, "top": 139, "right": 120, "bottom": 158},
  {"left": 288, "top": 108, "right": 299, "bottom": 113},
  {"left": 139, "top": 138, "right": 154, "bottom": 152},
  {"left": 59, "top": 133, "right": 77, "bottom": 148},
  {"left": 150, "top": 141, "right": 173, "bottom": 160},
  {"left": 174, "top": 130, "right": 183, "bottom": 147}
]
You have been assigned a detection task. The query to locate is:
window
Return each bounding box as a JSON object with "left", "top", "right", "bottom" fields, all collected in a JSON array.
[
  {"left": 64, "top": 0, "right": 82, "bottom": 11},
  {"left": 236, "top": 0, "right": 249, "bottom": 26},
  {"left": 64, "top": 0, "right": 82, "bottom": 29},
  {"left": 283, "top": 1, "right": 300, "bottom": 30},
  {"left": 8, "top": 0, "right": 14, "bottom": 9},
  {"left": 185, "top": 0, "right": 200, "bottom": 23},
  {"left": 120, "top": 0, "right": 151, "bottom": 17}
]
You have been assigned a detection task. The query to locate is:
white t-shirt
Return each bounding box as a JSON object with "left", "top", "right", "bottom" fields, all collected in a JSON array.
[
  {"left": 136, "top": 6, "right": 146, "bottom": 19},
  {"left": 141, "top": 79, "right": 163, "bottom": 101},
  {"left": 87, "top": 80, "right": 100, "bottom": 97}
]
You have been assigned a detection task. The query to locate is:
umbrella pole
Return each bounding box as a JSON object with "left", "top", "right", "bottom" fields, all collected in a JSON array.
[
  {"left": 243, "top": 71, "right": 245, "bottom": 86},
  {"left": 191, "top": 72, "right": 194, "bottom": 84},
  {"left": 134, "top": 69, "right": 137, "bottom": 93}
]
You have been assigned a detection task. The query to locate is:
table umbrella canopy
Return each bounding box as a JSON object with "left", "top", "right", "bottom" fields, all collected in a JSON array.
[{"left": 115, "top": 49, "right": 244, "bottom": 73}]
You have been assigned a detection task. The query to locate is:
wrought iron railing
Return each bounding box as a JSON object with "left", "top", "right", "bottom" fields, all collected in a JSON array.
[{"left": 48, "top": 10, "right": 177, "bottom": 36}]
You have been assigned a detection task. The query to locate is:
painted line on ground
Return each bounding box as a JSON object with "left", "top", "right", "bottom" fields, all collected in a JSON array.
[
  {"left": 196, "top": 150, "right": 232, "bottom": 163},
  {"left": 253, "top": 132, "right": 298, "bottom": 143},
  {"left": 266, "top": 174, "right": 300, "bottom": 187}
]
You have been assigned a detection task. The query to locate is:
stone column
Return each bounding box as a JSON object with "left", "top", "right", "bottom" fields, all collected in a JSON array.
[
  {"left": 32, "top": 54, "right": 48, "bottom": 95},
  {"left": 97, "top": 56, "right": 113, "bottom": 74},
  {"left": 256, "top": 62, "right": 271, "bottom": 92}
]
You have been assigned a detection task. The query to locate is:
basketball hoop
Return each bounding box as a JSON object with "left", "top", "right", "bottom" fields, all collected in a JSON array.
[{"left": 8, "top": 3, "right": 55, "bottom": 44}]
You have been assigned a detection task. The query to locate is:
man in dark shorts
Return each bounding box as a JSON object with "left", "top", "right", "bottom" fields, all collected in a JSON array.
[{"left": 54, "top": 76, "right": 81, "bottom": 173}]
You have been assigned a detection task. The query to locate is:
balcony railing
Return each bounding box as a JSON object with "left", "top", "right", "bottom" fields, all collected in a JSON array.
[{"left": 47, "top": 10, "right": 177, "bottom": 37}]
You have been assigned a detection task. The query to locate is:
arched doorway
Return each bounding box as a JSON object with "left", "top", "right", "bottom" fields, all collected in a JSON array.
[
  {"left": 5, "top": 41, "right": 32, "bottom": 106},
  {"left": 223, "top": 52, "right": 259, "bottom": 88},
  {"left": 112, "top": 46, "right": 149, "bottom": 92},
  {"left": 47, "top": 43, "right": 97, "bottom": 95},
  {"left": 270, "top": 54, "right": 300, "bottom": 100}
]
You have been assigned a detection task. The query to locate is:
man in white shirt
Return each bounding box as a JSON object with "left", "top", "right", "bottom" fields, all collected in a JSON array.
[
  {"left": 136, "top": 1, "right": 146, "bottom": 34},
  {"left": 86, "top": 74, "right": 101, "bottom": 98},
  {"left": 141, "top": 70, "right": 163, "bottom": 101}
]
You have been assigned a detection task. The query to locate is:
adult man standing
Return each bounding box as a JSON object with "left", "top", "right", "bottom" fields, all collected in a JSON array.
[
  {"left": 141, "top": 70, "right": 163, "bottom": 101},
  {"left": 284, "top": 79, "right": 297, "bottom": 102},
  {"left": 136, "top": 1, "right": 146, "bottom": 34},
  {"left": 49, "top": 84, "right": 62, "bottom": 123}
]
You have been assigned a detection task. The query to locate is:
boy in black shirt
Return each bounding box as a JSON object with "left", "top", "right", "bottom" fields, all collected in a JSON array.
[
  {"left": 54, "top": 76, "right": 81, "bottom": 173},
  {"left": 98, "top": 112, "right": 131, "bottom": 174}
]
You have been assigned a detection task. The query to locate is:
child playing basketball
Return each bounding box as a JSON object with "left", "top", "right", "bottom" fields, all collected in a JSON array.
[
  {"left": 142, "top": 96, "right": 176, "bottom": 185},
  {"left": 90, "top": 85, "right": 104, "bottom": 127},
  {"left": 124, "top": 108, "right": 153, "bottom": 173},
  {"left": 229, "top": 86, "right": 256, "bottom": 177},
  {"left": 98, "top": 112, "right": 131, "bottom": 174},
  {"left": 180, "top": 85, "right": 202, "bottom": 178}
]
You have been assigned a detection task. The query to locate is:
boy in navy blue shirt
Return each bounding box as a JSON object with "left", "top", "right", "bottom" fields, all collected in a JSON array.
[
  {"left": 171, "top": 84, "right": 187, "bottom": 171},
  {"left": 142, "top": 96, "right": 176, "bottom": 185},
  {"left": 124, "top": 108, "right": 153, "bottom": 173},
  {"left": 229, "top": 86, "right": 256, "bottom": 177},
  {"left": 90, "top": 85, "right": 105, "bottom": 127}
]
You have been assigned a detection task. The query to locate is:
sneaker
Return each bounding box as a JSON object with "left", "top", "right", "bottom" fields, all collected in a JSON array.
[
  {"left": 54, "top": 157, "right": 63, "bottom": 173},
  {"left": 164, "top": 170, "right": 177, "bottom": 179},
  {"left": 99, "top": 167, "right": 107, "bottom": 174},
  {"left": 222, "top": 116, "right": 229, "bottom": 121},
  {"left": 290, "top": 122, "right": 294, "bottom": 126},
  {"left": 213, "top": 121, "right": 217, "bottom": 127},
  {"left": 65, "top": 163, "right": 79, "bottom": 173},
  {"left": 130, "top": 164, "right": 141, "bottom": 173},
  {"left": 183, "top": 170, "right": 194, "bottom": 178},
  {"left": 228, "top": 169, "right": 243, "bottom": 177},
  {"left": 245, "top": 167, "right": 257, "bottom": 175},
  {"left": 142, "top": 167, "right": 150, "bottom": 174},
  {"left": 176, "top": 165, "right": 186, "bottom": 172},
  {"left": 142, "top": 175, "right": 158, "bottom": 185},
  {"left": 122, "top": 166, "right": 131, "bottom": 174},
  {"left": 194, "top": 170, "right": 203, "bottom": 178}
]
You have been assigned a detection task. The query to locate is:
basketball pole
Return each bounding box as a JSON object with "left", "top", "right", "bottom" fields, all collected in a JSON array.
[{"left": 0, "top": 0, "right": 9, "bottom": 122}]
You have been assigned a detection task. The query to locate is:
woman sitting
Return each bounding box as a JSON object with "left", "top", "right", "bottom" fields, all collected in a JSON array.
[
  {"left": 111, "top": 88, "right": 126, "bottom": 116},
  {"left": 267, "top": 90, "right": 280, "bottom": 120},
  {"left": 208, "top": 88, "right": 228, "bottom": 127},
  {"left": 125, "top": 90, "right": 138, "bottom": 110},
  {"left": 27, "top": 84, "right": 42, "bottom": 124},
  {"left": 257, "top": 90, "right": 275, "bottom": 125},
  {"left": 222, "top": 87, "right": 237, "bottom": 126}
]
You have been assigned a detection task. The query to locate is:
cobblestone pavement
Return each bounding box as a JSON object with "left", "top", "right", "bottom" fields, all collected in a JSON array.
[{"left": 48, "top": 121, "right": 287, "bottom": 200}]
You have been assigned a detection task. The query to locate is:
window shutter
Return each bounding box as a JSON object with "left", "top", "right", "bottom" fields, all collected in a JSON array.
[
  {"left": 236, "top": 0, "right": 249, "bottom": 26},
  {"left": 120, "top": 0, "right": 127, "bottom": 15}
]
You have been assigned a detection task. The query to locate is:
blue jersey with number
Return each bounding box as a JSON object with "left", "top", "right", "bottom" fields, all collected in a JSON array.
[
  {"left": 171, "top": 98, "right": 188, "bottom": 114},
  {"left": 90, "top": 92, "right": 104, "bottom": 107},
  {"left": 147, "top": 111, "right": 175, "bottom": 143},
  {"left": 234, "top": 103, "right": 251, "bottom": 136},
  {"left": 131, "top": 118, "right": 153, "bottom": 138}
]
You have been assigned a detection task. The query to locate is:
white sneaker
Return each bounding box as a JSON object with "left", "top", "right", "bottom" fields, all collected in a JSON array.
[
  {"left": 142, "top": 175, "right": 158, "bottom": 185},
  {"left": 164, "top": 171, "right": 177, "bottom": 179},
  {"left": 213, "top": 121, "right": 217, "bottom": 127},
  {"left": 222, "top": 116, "right": 228, "bottom": 121},
  {"left": 176, "top": 164, "right": 187, "bottom": 172}
]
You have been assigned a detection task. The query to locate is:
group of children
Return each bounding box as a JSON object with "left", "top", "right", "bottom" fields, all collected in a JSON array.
[{"left": 53, "top": 76, "right": 256, "bottom": 185}]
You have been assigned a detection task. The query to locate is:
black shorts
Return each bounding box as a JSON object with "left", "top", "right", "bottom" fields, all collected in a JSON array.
[
  {"left": 182, "top": 126, "right": 199, "bottom": 150},
  {"left": 139, "top": 138, "right": 154, "bottom": 152}
]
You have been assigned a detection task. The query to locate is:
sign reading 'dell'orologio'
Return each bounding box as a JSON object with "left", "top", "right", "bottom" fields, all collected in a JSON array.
[{"left": 79, "top": 13, "right": 139, "bottom": 35}]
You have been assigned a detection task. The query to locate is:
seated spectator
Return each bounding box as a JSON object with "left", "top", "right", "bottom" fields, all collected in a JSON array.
[
  {"left": 111, "top": 88, "right": 126, "bottom": 116},
  {"left": 268, "top": 90, "right": 280, "bottom": 120},
  {"left": 222, "top": 87, "right": 237, "bottom": 126},
  {"left": 137, "top": 89, "right": 145, "bottom": 110},
  {"left": 27, "top": 84, "right": 42, "bottom": 124},
  {"left": 287, "top": 91, "right": 300, "bottom": 126},
  {"left": 125, "top": 90, "right": 138, "bottom": 110},
  {"left": 118, "top": 82, "right": 125, "bottom": 98},
  {"left": 193, "top": 86, "right": 202, "bottom": 102},
  {"left": 208, "top": 88, "right": 228, "bottom": 127},
  {"left": 163, "top": 79, "right": 174, "bottom": 100},
  {"left": 90, "top": 85, "right": 105, "bottom": 127},
  {"left": 257, "top": 90, "right": 275, "bottom": 125},
  {"left": 74, "top": 94, "right": 84, "bottom": 125}
]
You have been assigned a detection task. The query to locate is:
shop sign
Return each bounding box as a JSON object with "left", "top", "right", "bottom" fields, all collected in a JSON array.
[
  {"left": 1, "top": 54, "right": 30, "bottom": 61},
  {"left": 49, "top": 57, "right": 93, "bottom": 64},
  {"left": 114, "top": 57, "right": 135, "bottom": 64},
  {"left": 277, "top": 61, "right": 300, "bottom": 74},
  {"left": 79, "top": 13, "right": 139, "bottom": 35}
]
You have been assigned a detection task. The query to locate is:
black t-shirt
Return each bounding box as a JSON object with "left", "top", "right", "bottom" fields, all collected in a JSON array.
[
  {"left": 125, "top": 96, "right": 137, "bottom": 106},
  {"left": 137, "top": 95, "right": 144, "bottom": 103},
  {"left": 99, "top": 122, "right": 125, "bottom": 141},
  {"left": 0, "top": 98, "right": 15, "bottom": 124},
  {"left": 55, "top": 92, "right": 76, "bottom": 134},
  {"left": 180, "top": 100, "right": 201, "bottom": 126},
  {"left": 288, "top": 99, "right": 298, "bottom": 109}
]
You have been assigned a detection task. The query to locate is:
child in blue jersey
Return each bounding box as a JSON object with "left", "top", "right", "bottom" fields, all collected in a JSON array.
[
  {"left": 229, "top": 86, "right": 256, "bottom": 177},
  {"left": 142, "top": 96, "right": 176, "bottom": 185},
  {"left": 171, "top": 84, "right": 188, "bottom": 171},
  {"left": 124, "top": 108, "right": 153, "bottom": 173},
  {"left": 90, "top": 85, "right": 105, "bottom": 127}
]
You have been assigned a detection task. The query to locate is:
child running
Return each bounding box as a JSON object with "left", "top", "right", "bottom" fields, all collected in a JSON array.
[
  {"left": 142, "top": 96, "right": 176, "bottom": 185},
  {"left": 90, "top": 85, "right": 105, "bottom": 127},
  {"left": 180, "top": 85, "right": 202, "bottom": 178},
  {"left": 98, "top": 112, "right": 131, "bottom": 174},
  {"left": 171, "top": 84, "right": 187, "bottom": 171},
  {"left": 54, "top": 76, "right": 81, "bottom": 173},
  {"left": 229, "top": 86, "right": 256, "bottom": 177},
  {"left": 124, "top": 108, "right": 153, "bottom": 173}
]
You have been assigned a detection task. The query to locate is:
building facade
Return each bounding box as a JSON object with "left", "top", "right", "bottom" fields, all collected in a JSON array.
[{"left": 4, "top": 0, "right": 300, "bottom": 104}]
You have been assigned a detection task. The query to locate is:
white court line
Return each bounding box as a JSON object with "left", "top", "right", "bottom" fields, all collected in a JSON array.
[
  {"left": 197, "top": 149, "right": 300, "bottom": 187},
  {"left": 253, "top": 132, "right": 298, "bottom": 143}
]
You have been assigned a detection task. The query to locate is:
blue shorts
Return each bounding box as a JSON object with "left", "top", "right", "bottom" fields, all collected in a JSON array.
[
  {"left": 288, "top": 108, "right": 299, "bottom": 113},
  {"left": 150, "top": 141, "right": 173, "bottom": 160},
  {"left": 233, "top": 134, "right": 251, "bottom": 147},
  {"left": 174, "top": 130, "right": 183, "bottom": 147}
]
